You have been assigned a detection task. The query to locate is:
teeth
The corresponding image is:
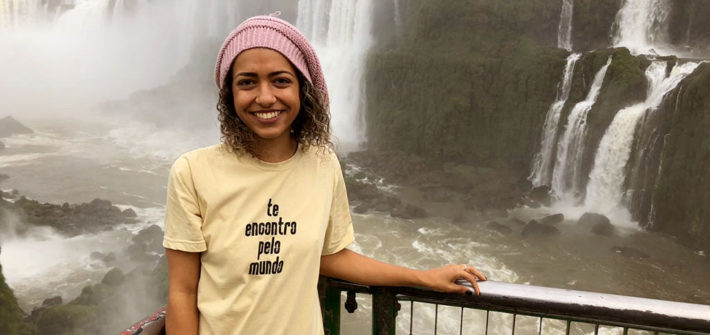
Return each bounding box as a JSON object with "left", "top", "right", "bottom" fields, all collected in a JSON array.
[{"left": 255, "top": 111, "right": 280, "bottom": 120}]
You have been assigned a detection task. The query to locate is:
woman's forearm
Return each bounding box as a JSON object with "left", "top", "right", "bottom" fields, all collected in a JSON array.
[
  {"left": 166, "top": 292, "right": 199, "bottom": 335},
  {"left": 320, "top": 248, "right": 486, "bottom": 294}
]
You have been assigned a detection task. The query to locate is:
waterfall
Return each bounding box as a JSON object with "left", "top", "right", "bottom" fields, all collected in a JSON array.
[
  {"left": 612, "top": 0, "right": 672, "bottom": 55},
  {"left": 529, "top": 53, "right": 580, "bottom": 187},
  {"left": 0, "top": 0, "right": 45, "bottom": 28},
  {"left": 297, "top": 0, "right": 374, "bottom": 149},
  {"left": 584, "top": 61, "right": 699, "bottom": 215},
  {"left": 557, "top": 0, "right": 573, "bottom": 51},
  {"left": 551, "top": 57, "right": 612, "bottom": 200}
]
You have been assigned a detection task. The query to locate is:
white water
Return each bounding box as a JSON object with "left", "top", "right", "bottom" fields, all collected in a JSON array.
[
  {"left": 557, "top": 0, "right": 574, "bottom": 51},
  {"left": 297, "top": 0, "right": 374, "bottom": 149},
  {"left": 584, "top": 61, "right": 699, "bottom": 217},
  {"left": 612, "top": 0, "right": 673, "bottom": 56},
  {"left": 530, "top": 53, "right": 580, "bottom": 187},
  {"left": 551, "top": 57, "right": 611, "bottom": 200}
]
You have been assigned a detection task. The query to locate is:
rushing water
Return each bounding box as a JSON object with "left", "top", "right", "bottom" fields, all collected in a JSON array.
[
  {"left": 584, "top": 61, "right": 700, "bottom": 219},
  {"left": 557, "top": 0, "right": 574, "bottom": 51},
  {"left": 529, "top": 53, "right": 580, "bottom": 187},
  {"left": 612, "top": 0, "right": 673, "bottom": 56},
  {"left": 551, "top": 57, "right": 611, "bottom": 200}
]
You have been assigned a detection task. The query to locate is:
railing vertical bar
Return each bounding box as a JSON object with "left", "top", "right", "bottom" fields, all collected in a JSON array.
[
  {"left": 595, "top": 323, "right": 599, "bottom": 335},
  {"left": 459, "top": 307, "right": 464, "bottom": 335},
  {"left": 512, "top": 313, "right": 517, "bottom": 335},
  {"left": 409, "top": 301, "right": 414, "bottom": 335},
  {"left": 434, "top": 304, "right": 439, "bottom": 335},
  {"left": 485, "top": 310, "right": 490, "bottom": 335},
  {"left": 538, "top": 317, "right": 543, "bottom": 335},
  {"left": 622, "top": 327, "right": 628, "bottom": 335},
  {"left": 565, "top": 320, "right": 571, "bottom": 335}
]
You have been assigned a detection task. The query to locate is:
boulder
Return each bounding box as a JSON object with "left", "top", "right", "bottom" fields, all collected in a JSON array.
[
  {"left": 122, "top": 208, "right": 137, "bottom": 217},
  {"left": 541, "top": 213, "right": 564, "bottom": 225},
  {"left": 101, "top": 268, "right": 124, "bottom": 287},
  {"left": 42, "top": 296, "right": 62, "bottom": 307},
  {"left": 522, "top": 220, "right": 560, "bottom": 238},
  {"left": 132, "top": 224, "right": 163, "bottom": 246},
  {"left": 486, "top": 221, "right": 513, "bottom": 235},
  {"left": 578, "top": 212, "right": 614, "bottom": 236},
  {"left": 0, "top": 116, "right": 33, "bottom": 137}
]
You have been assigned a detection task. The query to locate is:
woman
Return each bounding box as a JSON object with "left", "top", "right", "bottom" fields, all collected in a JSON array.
[{"left": 163, "top": 14, "right": 486, "bottom": 335}]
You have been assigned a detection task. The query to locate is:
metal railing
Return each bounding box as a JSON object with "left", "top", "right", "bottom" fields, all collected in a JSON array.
[
  {"left": 318, "top": 277, "right": 710, "bottom": 335},
  {"left": 121, "top": 277, "right": 710, "bottom": 334}
]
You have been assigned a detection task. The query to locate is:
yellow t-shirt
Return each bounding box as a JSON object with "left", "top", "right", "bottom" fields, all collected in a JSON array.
[{"left": 162, "top": 143, "right": 354, "bottom": 335}]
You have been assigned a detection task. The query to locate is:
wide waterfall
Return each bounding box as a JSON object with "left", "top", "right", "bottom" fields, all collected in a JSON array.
[
  {"left": 297, "top": 0, "right": 374, "bottom": 149},
  {"left": 612, "top": 0, "right": 672, "bottom": 55},
  {"left": 557, "top": 0, "right": 574, "bottom": 51},
  {"left": 529, "top": 53, "right": 580, "bottom": 187},
  {"left": 551, "top": 57, "right": 611, "bottom": 200},
  {"left": 584, "top": 61, "right": 699, "bottom": 218}
]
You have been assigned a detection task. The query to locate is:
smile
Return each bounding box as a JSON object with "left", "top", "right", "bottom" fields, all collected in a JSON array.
[{"left": 253, "top": 110, "right": 283, "bottom": 120}]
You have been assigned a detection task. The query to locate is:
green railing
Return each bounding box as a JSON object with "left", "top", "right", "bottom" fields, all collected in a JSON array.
[{"left": 317, "top": 277, "right": 710, "bottom": 335}]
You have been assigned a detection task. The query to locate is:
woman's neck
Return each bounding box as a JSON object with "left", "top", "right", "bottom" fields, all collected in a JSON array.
[{"left": 252, "top": 136, "right": 298, "bottom": 163}]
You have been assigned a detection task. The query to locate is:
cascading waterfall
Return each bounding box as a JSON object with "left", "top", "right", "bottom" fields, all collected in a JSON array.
[
  {"left": 0, "top": 0, "right": 45, "bottom": 28},
  {"left": 584, "top": 61, "right": 699, "bottom": 215},
  {"left": 529, "top": 53, "right": 580, "bottom": 187},
  {"left": 557, "top": 0, "right": 574, "bottom": 51},
  {"left": 551, "top": 57, "right": 612, "bottom": 200},
  {"left": 612, "top": 0, "right": 672, "bottom": 55},
  {"left": 297, "top": 0, "right": 374, "bottom": 149}
]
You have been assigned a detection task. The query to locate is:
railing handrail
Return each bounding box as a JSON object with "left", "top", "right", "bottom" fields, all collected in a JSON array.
[{"left": 320, "top": 277, "right": 710, "bottom": 334}]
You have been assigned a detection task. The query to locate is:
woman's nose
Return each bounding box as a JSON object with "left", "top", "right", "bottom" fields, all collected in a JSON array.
[{"left": 255, "top": 84, "right": 277, "bottom": 106}]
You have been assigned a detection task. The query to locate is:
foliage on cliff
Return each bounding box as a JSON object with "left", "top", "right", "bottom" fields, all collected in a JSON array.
[
  {"left": 0, "top": 264, "right": 36, "bottom": 335},
  {"left": 367, "top": 0, "right": 568, "bottom": 175}
]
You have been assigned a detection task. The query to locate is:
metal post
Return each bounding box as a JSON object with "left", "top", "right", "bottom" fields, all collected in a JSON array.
[
  {"left": 320, "top": 279, "right": 342, "bottom": 335},
  {"left": 372, "top": 287, "right": 397, "bottom": 335}
]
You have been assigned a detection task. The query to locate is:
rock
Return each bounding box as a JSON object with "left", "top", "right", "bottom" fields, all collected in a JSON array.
[
  {"left": 101, "top": 268, "right": 124, "bottom": 287},
  {"left": 345, "top": 179, "right": 380, "bottom": 201},
  {"left": 451, "top": 212, "right": 467, "bottom": 224},
  {"left": 132, "top": 224, "right": 163, "bottom": 246},
  {"left": 353, "top": 203, "right": 370, "bottom": 214},
  {"left": 391, "top": 203, "right": 428, "bottom": 219},
  {"left": 90, "top": 252, "right": 105, "bottom": 260},
  {"left": 486, "top": 221, "right": 513, "bottom": 235},
  {"left": 611, "top": 246, "right": 650, "bottom": 259},
  {"left": 0, "top": 116, "right": 33, "bottom": 137},
  {"left": 510, "top": 217, "right": 526, "bottom": 225},
  {"left": 541, "top": 213, "right": 564, "bottom": 225},
  {"left": 578, "top": 213, "right": 614, "bottom": 236},
  {"left": 122, "top": 208, "right": 137, "bottom": 217},
  {"left": 42, "top": 296, "right": 62, "bottom": 307},
  {"left": 522, "top": 220, "right": 560, "bottom": 238},
  {"left": 529, "top": 186, "right": 551, "bottom": 206}
]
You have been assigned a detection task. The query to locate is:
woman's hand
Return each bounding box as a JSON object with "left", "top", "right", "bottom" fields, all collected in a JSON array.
[{"left": 420, "top": 264, "right": 487, "bottom": 295}]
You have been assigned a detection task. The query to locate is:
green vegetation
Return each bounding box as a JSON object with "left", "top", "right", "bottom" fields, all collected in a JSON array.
[{"left": 0, "top": 265, "right": 36, "bottom": 335}]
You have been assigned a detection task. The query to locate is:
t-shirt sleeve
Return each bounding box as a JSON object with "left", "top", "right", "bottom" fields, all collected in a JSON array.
[
  {"left": 162, "top": 155, "right": 207, "bottom": 252},
  {"left": 322, "top": 154, "right": 355, "bottom": 255}
]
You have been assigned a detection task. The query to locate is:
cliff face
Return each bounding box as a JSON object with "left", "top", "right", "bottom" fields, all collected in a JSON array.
[
  {"left": 365, "top": 0, "right": 710, "bottom": 246},
  {"left": 0, "top": 264, "right": 35, "bottom": 335},
  {"left": 645, "top": 63, "right": 710, "bottom": 248}
]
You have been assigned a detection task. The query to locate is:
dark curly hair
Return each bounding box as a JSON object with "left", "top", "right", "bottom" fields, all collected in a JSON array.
[{"left": 217, "top": 68, "right": 332, "bottom": 155}]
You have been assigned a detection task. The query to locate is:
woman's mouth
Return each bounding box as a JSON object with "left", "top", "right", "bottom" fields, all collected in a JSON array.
[{"left": 253, "top": 110, "right": 283, "bottom": 121}]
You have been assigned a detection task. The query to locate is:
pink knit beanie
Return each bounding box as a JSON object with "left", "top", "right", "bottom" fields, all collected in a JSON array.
[{"left": 215, "top": 15, "right": 328, "bottom": 103}]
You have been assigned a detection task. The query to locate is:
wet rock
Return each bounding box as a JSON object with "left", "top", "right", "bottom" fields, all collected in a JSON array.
[
  {"left": 578, "top": 212, "right": 614, "bottom": 236},
  {"left": 353, "top": 203, "right": 371, "bottom": 214},
  {"left": 132, "top": 224, "right": 162, "bottom": 246},
  {"left": 90, "top": 251, "right": 116, "bottom": 265},
  {"left": 42, "top": 296, "right": 62, "bottom": 307},
  {"left": 486, "top": 221, "right": 513, "bottom": 235},
  {"left": 0, "top": 116, "right": 33, "bottom": 138},
  {"left": 529, "top": 186, "right": 551, "bottom": 206},
  {"left": 122, "top": 208, "right": 137, "bottom": 217},
  {"left": 522, "top": 220, "right": 560, "bottom": 237},
  {"left": 509, "top": 217, "right": 526, "bottom": 225},
  {"left": 541, "top": 213, "right": 564, "bottom": 225},
  {"left": 345, "top": 179, "right": 380, "bottom": 201},
  {"left": 391, "top": 203, "right": 428, "bottom": 219},
  {"left": 101, "top": 268, "right": 125, "bottom": 287},
  {"left": 611, "top": 246, "right": 649, "bottom": 259}
]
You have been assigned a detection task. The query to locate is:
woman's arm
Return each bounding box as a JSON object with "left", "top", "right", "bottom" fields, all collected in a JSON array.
[
  {"left": 320, "top": 248, "right": 486, "bottom": 295},
  {"left": 165, "top": 248, "right": 201, "bottom": 335}
]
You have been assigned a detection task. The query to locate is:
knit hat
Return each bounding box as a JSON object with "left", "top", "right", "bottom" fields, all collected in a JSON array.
[{"left": 214, "top": 15, "right": 328, "bottom": 103}]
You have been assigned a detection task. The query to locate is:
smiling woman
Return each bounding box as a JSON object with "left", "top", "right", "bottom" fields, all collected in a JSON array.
[{"left": 162, "top": 14, "right": 486, "bottom": 335}]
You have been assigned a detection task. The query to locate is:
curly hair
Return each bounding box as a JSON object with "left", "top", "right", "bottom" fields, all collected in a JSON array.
[{"left": 217, "top": 68, "right": 332, "bottom": 155}]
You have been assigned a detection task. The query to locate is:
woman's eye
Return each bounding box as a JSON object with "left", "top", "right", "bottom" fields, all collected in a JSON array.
[
  {"left": 236, "top": 79, "right": 255, "bottom": 87},
  {"left": 274, "top": 78, "right": 292, "bottom": 86}
]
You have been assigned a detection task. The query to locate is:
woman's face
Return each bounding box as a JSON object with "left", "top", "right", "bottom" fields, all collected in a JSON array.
[{"left": 231, "top": 48, "right": 301, "bottom": 144}]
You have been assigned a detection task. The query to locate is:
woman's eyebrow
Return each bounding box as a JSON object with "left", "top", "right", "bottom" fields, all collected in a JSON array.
[{"left": 234, "top": 70, "right": 295, "bottom": 78}]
